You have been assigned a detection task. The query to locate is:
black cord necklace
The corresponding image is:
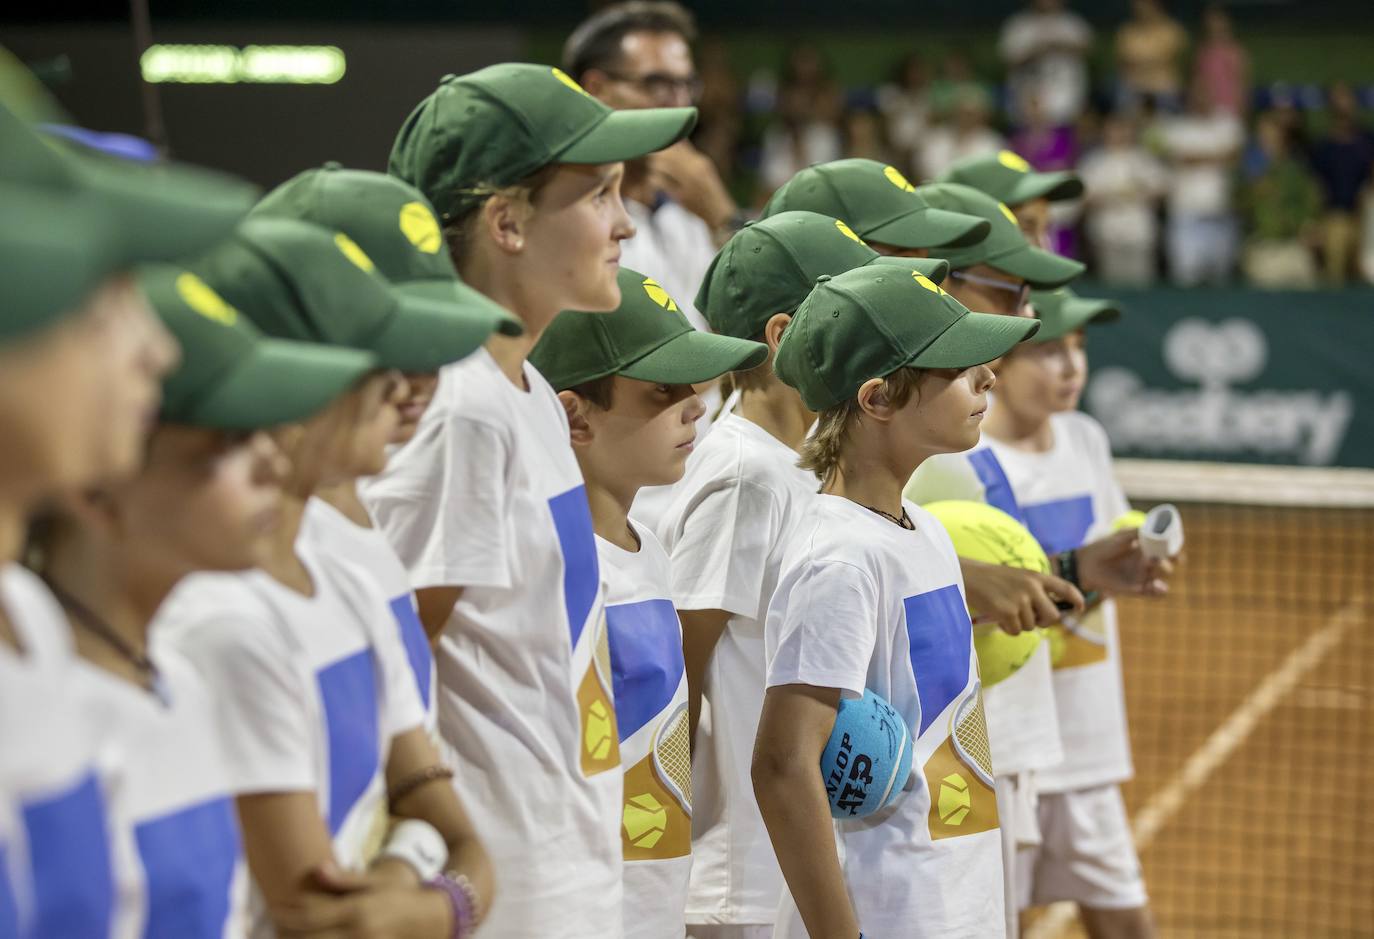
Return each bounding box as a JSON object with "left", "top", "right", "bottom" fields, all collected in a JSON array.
[
  {"left": 42, "top": 576, "right": 166, "bottom": 700},
  {"left": 862, "top": 504, "right": 915, "bottom": 529}
]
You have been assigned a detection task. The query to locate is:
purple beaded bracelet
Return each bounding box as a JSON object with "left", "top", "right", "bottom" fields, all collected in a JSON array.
[{"left": 426, "top": 871, "right": 478, "bottom": 939}]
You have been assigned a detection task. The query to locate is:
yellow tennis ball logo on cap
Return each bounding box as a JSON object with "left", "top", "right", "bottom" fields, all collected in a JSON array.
[
  {"left": 937, "top": 772, "right": 972, "bottom": 825},
  {"left": 997, "top": 201, "right": 1018, "bottom": 226},
  {"left": 334, "top": 232, "right": 376, "bottom": 272},
  {"left": 642, "top": 277, "right": 678, "bottom": 312},
  {"left": 584, "top": 699, "right": 614, "bottom": 760},
  {"left": 175, "top": 272, "right": 238, "bottom": 326},
  {"left": 552, "top": 67, "right": 593, "bottom": 98},
  {"left": 623, "top": 793, "right": 669, "bottom": 848},
  {"left": 883, "top": 165, "right": 915, "bottom": 193},
  {"left": 834, "top": 219, "right": 865, "bottom": 244},
  {"left": 997, "top": 150, "right": 1031, "bottom": 173},
  {"left": 399, "top": 201, "right": 442, "bottom": 254},
  {"left": 912, "top": 271, "right": 947, "bottom": 296}
]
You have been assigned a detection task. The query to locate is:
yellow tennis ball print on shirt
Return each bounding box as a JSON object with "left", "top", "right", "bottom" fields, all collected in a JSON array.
[
  {"left": 938, "top": 773, "right": 972, "bottom": 825},
  {"left": 642, "top": 277, "right": 678, "bottom": 312},
  {"left": 585, "top": 699, "right": 613, "bottom": 761},
  {"left": 883, "top": 164, "right": 915, "bottom": 192},
  {"left": 399, "top": 201, "right": 442, "bottom": 254},
  {"left": 623, "top": 793, "right": 668, "bottom": 849},
  {"left": 576, "top": 615, "right": 620, "bottom": 777}
]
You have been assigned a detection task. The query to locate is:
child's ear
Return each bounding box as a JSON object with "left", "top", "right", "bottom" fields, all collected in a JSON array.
[
  {"left": 856, "top": 377, "right": 896, "bottom": 422},
  {"left": 557, "top": 390, "right": 594, "bottom": 448},
  {"left": 763, "top": 312, "right": 792, "bottom": 353},
  {"left": 484, "top": 193, "right": 527, "bottom": 254}
]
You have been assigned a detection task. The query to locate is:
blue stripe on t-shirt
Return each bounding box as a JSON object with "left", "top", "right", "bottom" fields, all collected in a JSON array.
[
  {"left": 387, "top": 595, "right": 432, "bottom": 709},
  {"left": 316, "top": 649, "right": 380, "bottom": 835},
  {"left": 547, "top": 486, "right": 601, "bottom": 649},
  {"left": 903, "top": 584, "right": 973, "bottom": 736},
  {"left": 1022, "top": 496, "right": 1096, "bottom": 554},
  {"left": 605, "top": 599, "right": 684, "bottom": 741},
  {"left": 135, "top": 796, "right": 241, "bottom": 939},
  {"left": 968, "top": 450, "right": 1025, "bottom": 524},
  {"left": 22, "top": 771, "right": 114, "bottom": 938},
  {"left": 0, "top": 843, "right": 19, "bottom": 938}
]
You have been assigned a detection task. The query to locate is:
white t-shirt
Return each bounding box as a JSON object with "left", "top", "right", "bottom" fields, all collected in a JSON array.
[
  {"left": 905, "top": 450, "right": 1065, "bottom": 777},
  {"left": 80, "top": 655, "right": 248, "bottom": 939},
  {"left": 1159, "top": 112, "right": 1243, "bottom": 218},
  {"left": 765, "top": 496, "right": 1004, "bottom": 938},
  {"left": 599, "top": 522, "right": 692, "bottom": 939},
  {"left": 1078, "top": 147, "right": 1169, "bottom": 246},
  {"left": 360, "top": 348, "right": 622, "bottom": 938},
  {"left": 910, "top": 411, "right": 1134, "bottom": 792},
  {"left": 999, "top": 9, "right": 1093, "bottom": 126},
  {"left": 154, "top": 535, "right": 426, "bottom": 936},
  {"left": 0, "top": 565, "right": 128, "bottom": 939},
  {"left": 654, "top": 413, "right": 815, "bottom": 926},
  {"left": 302, "top": 498, "right": 438, "bottom": 735}
]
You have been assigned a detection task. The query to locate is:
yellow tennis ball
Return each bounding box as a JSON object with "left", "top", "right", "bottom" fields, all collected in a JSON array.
[
  {"left": 584, "top": 699, "right": 613, "bottom": 761},
  {"left": 924, "top": 501, "right": 1046, "bottom": 686},
  {"left": 938, "top": 773, "right": 972, "bottom": 825},
  {"left": 1113, "top": 510, "right": 1147, "bottom": 531},
  {"left": 622, "top": 793, "right": 667, "bottom": 848}
]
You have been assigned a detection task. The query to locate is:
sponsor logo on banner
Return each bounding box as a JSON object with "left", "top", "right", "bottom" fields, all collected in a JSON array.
[{"left": 1086, "top": 318, "right": 1353, "bottom": 465}]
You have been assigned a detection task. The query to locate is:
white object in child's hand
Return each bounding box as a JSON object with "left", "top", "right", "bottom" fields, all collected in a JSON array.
[{"left": 1138, "top": 504, "right": 1184, "bottom": 560}]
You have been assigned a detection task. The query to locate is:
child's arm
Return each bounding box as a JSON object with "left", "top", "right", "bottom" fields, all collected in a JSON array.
[
  {"left": 753, "top": 683, "right": 861, "bottom": 939},
  {"left": 678, "top": 607, "right": 731, "bottom": 741}
]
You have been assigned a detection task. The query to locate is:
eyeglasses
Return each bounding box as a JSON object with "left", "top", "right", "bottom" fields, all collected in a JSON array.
[
  {"left": 601, "top": 70, "right": 703, "bottom": 104},
  {"left": 949, "top": 270, "right": 1031, "bottom": 313}
]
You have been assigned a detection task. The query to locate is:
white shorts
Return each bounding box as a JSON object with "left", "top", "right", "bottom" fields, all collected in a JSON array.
[
  {"left": 688, "top": 927, "right": 773, "bottom": 939},
  {"left": 1016, "top": 784, "right": 1148, "bottom": 911}
]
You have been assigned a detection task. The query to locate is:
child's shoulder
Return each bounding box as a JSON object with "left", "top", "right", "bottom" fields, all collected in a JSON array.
[{"left": 1052, "top": 410, "right": 1114, "bottom": 464}]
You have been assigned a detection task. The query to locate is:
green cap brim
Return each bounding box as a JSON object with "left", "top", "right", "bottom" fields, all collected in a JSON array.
[
  {"left": 182, "top": 338, "right": 375, "bottom": 430},
  {"left": 867, "top": 255, "right": 951, "bottom": 284},
  {"left": 557, "top": 106, "right": 698, "bottom": 164},
  {"left": 1031, "top": 297, "right": 1121, "bottom": 343},
  {"left": 397, "top": 278, "right": 525, "bottom": 337},
  {"left": 619, "top": 329, "right": 768, "bottom": 385},
  {"left": 910, "top": 311, "right": 1040, "bottom": 369},
  {"left": 1005, "top": 171, "right": 1083, "bottom": 206},
  {"left": 982, "top": 242, "right": 1085, "bottom": 289},
  {"left": 864, "top": 207, "right": 990, "bottom": 250},
  {"left": 370, "top": 288, "right": 506, "bottom": 372},
  {"left": 67, "top": 146, "right": 256, "bottom": 265}
]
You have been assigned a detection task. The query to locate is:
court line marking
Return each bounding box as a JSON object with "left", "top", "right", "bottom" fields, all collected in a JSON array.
[{"left": 1024, "top": 595, "right": 1367, "bottom": 939}]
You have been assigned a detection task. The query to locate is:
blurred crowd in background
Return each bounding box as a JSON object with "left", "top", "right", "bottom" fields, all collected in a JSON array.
[{"left": 681, "top": 0, "right": 1374, "bottom": 287}]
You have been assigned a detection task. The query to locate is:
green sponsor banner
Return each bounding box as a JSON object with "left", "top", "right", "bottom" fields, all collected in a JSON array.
[{"left": 1078, "top": 287, "right": 1374, "bottom": 468}]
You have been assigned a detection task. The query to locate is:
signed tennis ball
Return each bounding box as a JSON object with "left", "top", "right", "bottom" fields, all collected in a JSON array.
[{"left": 924, "top": 501, "right": 1047, "bottom": 686}]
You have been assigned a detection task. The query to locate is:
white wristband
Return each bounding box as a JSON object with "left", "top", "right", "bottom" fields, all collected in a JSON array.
[{"left": 379, "top": 819, "right": 448, "bottom": 881}]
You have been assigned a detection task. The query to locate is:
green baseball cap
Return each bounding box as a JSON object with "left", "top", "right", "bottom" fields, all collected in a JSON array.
[
  {"left": 1029, "top": 287, "right": 1122, "bottom": 343},
  {"left": 142, "top": 265, "right": 376, "bottom": 430},
  {"left": 760, "top": 159, "right": 990, "bottom": 250},
  {"left": 530, "top": 266, "right": 767, "bottom": 391},
  {"left": 196, "top": 217, "right": 495, "bottom": 373},
  {"left": 390, "top": 63, "right": 697, "bottom": 221},
  {"left": 775, "top": 266, "right": 1040, "bottom": 412},
  {"left": 0, "top": 104, "right": 255, "bottom": 268},
  {"left": 696, "top": 210, "right": 951, "bottom": 340},
  {"left": 251, "top": 164, "right": 523, "bottom": 341},
  {"left": 938, "top": 150, "right": 1084, "bottom": 206},
  {"left": 916, "top": 183, "right": 1084, "bottom": 288}
]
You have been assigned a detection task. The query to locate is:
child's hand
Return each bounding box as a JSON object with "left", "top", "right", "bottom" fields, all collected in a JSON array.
[
  {"left": 1077, "top": 530, "right": 1175, "bottom": 597},
  {"left": 961, "top": 557, "right": 1085, "bottom": 634},
  {"left": 275, "top": 882, "right": 452, "bottom": 939}
]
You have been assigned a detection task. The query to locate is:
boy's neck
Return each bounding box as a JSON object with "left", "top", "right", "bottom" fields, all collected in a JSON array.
[
  {"left": 45, "top": 534, "right": 184, "bottom": 690},
  {"left": 982, "top": 399, "right": 1056, "bottom": 453},
  {"left": 259, "top": 490, "right": 314, "bottom": 596},
  {"left": 316, "top": 481, "right": 373, "bottom": 528},
  {"left": 0, "top": 499, "right": 24, "bottom": 565},
  {"left": 822, "top": 449, "right": 911, "bottom": 521},
  {"left": 583, "top": 471, "right": 640, "bottom": 553},
  {"left": 736, "top": 380, "right": 813, "bottom": 453}
]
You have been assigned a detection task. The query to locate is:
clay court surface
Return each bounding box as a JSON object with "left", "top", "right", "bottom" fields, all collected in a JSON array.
[{"left": 1035, "top": 501, "right": 1374, "bottom": 938}]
